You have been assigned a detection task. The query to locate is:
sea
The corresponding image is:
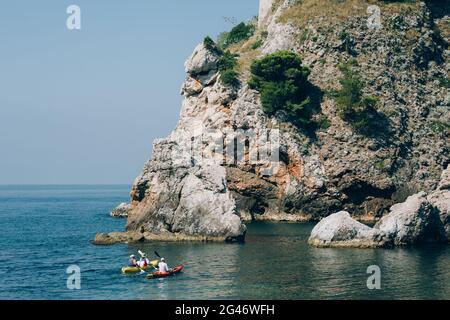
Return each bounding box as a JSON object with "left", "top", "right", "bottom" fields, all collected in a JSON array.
[{"left": 0, "top": 185, "right": 449, "bottom": 300}]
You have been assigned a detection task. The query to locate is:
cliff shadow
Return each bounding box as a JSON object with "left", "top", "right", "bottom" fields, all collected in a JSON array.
[
  {"left": 299, "top": 83, "right": 325, "bottom": 141},
  {"left": 426, "top": 0, "right": 450, "bottom": 19}
]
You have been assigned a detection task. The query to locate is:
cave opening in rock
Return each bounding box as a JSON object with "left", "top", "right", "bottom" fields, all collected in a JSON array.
[{"left": 342, "top": 182, "right": 396, "bottom": 205}]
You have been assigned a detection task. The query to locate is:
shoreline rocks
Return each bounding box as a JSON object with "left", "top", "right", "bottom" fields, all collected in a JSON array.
[
  {"left": 93, "top": 230, "right": 244, "bottom": 246},
  {"left": 309, "top": 166, "right": 450, "bottom": 248},
  {"left": 375, "top": 192, "right": 446, "bottom": 246}
]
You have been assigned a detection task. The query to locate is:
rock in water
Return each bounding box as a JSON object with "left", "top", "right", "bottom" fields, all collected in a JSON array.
[
  {"left": 309, "top": 189, "right": 448, "bottom": 248},
  {"left": 428, "top": 165, "right": 450, "bottom": 241},
  {"left": 110, "top": 203, "right": 132, "bottom": 218},
  {"left": 126, "top": 164, "right": 246, "bottom": 242},
  {"left": 374, "top": 192, "right": 447, "bottom": 246},
  {"left": 308, "top": 211, "right": 384, "bottom": 248}
]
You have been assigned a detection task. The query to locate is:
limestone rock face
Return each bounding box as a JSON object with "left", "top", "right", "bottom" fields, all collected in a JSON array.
[
  {"left": 184, "top": 43, "right": 219, "bottom": 75},
  {"left": 98, "top": 1, "right": 449, "bottom": 244},
  {"left": 308, "top": 211, "right": 384, "bottom": 248},
  {"left": 258, "top": 0, "right": 275, "bottom": 28},
  {"left": 374, "top": 192, "right": 447, "bottom": 245},
  {"left": 262, "top": 1, "right": 298, "bottom": 54},
  {"left": 102, "top": 42, "right": 246, "bottom": 243}
]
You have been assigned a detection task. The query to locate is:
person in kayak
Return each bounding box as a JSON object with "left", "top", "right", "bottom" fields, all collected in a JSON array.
[
  {"left": 158, "top": 257, "right": 171, "bottom": 273},
  {"left": 128, "top": 254, "right": 138, "bottom": 267},
  {"left": 138, "top": 254, "right": 150, "bottom": 268}
]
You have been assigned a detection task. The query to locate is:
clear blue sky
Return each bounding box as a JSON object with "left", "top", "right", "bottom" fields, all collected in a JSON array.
[{"left": 0, "top": 0, "right": 259, "bottom": 184}]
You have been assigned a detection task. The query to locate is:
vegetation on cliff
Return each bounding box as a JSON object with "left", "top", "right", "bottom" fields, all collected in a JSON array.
[
  {"left": 249, "top": 51, "right": 315, "bottom": 128},
  {"left": 332, "top": 60, "right": 390, "bottom": 138},
  {"left": 217, "top": 21, "right": 256, "bottom": 49},
  {"left": 203, "top": 36, "right": 241, "bottom": 88}
]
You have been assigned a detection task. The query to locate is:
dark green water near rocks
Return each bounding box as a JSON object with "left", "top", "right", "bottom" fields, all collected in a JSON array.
[{"left": 0, "top": 185, "right": 448, "bottom": 300}]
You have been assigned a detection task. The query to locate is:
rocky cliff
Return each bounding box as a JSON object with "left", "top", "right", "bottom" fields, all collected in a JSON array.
[{"left": 95, "top": 0, "right": 449, "bottom": 244}]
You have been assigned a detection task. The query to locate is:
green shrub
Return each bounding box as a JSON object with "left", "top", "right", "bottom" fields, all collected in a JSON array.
[
  {"left": 220, "top": 69, "right": 240, "bottom": 88},
  {"left": 250, "top": 31, "right": 268, "bottom": 50},
  {"left": 437, "top": 76, "right": 450, "bottom": 88},
  {"left": 202, "top": 37, "right": 240, "bottom": 89},
  {"left": 315, "top": 115, "right": 331, "bottom": 130},
  {"left": 217, "top": 22, "right": 256, "bottom": 49},
  {"left": 431, "top": 120, "right": 450, "bottom": 133},
  {"left": 249, "top": 51, "right": 314, "bottom": 128},
  {"left": 339, "top": 32, "right": 355, "bottom": 55},
  {"left": 218, "top": 50, "right": 240, "bottom": 88},
  {"left": 335, "top": 62, "right": 364, "bottom": 117},
  {"left": 218, "top": 50, "right": 238, "bottom": 71},
  {"left": 334, "top": 62, "right": 389, "bottom": 136},
  {"left": 203, "top": 36, "right": 222, "bottom": 55},
  {"left": 251, "top": 39, "right": 263, "bottom": 50}
]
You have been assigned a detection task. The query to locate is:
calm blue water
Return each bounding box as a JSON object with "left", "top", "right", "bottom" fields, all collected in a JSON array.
[{"left": 0, "top": 185, "right": 449, "bottom": 300}]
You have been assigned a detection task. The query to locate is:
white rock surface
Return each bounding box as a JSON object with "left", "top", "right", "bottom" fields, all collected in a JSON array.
[
  {"left": 184, "top": 43, "right": 219, "bottom": 75},
  {"left": 308, "top": 211, "right": 384, "bottom": 248},
  {"left": 374, "top": 192, "right": 446, "bottom": 245}
]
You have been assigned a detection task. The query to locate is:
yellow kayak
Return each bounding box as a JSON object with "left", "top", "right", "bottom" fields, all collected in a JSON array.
[{"left": 121, "top": 259, "right": 159, "bottom": 274}]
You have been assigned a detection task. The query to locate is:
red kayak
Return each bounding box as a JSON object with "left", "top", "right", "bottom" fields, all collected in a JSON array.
[{"left": 146, "top": 265, "right": 184, "bottom": 279}]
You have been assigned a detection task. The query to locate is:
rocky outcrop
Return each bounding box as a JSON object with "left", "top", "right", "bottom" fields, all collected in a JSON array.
[
  {"left": 428, "top": 165, "right": 450, "bottom": 240},
  {"left": 98, "top": 1, "right": 449, "bottom": 244},
  {"left": 308, "top": 211, "right": 385, "bottom": 248},
  {"left": 309, "top": 166, "right": 450, "bottom": 248},
  {"left": 100, "top": 42, "right": 246, "bottom": 243},
  {"left": 110, "top": 203, "right": 132, "bottom": 218},
  {"left": 374, "top": 192, "right": 446, "bottom": 246}
]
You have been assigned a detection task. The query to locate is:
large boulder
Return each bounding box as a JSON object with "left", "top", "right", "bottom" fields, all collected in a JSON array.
[
  {"left": 308, "top": 211, "right": 385, "bottom": 248},
  {"left": 125, "top": 159, "right": 247, "bottom": 243},
  {"left": 428, "top": 190, "right": 450, "bottom": 241},
  {"left": 169, "top": 165, "right": 246, "bottom": 241},
  {"left": 428, "top": 165, "right": 450, "bottom": 241},
  {"left": 184, "top": 43, "right": 219, "bottom": 75},
  {"left": 374, "top": 192, "right": 447, "bottom": 246}
]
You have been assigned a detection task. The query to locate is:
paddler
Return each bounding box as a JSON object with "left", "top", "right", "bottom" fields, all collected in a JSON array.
[
  {"left": 158, "top": 257, "right": 171, "bottom": 273},
  {"left": 128, "top": 254, "right": 138, "bottom": 267},
  {"left": 139, "top": 254, "right": 150, "bottom": 268}
]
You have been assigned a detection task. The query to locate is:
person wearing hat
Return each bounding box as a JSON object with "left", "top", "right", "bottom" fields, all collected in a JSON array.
[
  {"left": 128, "top": 254, "right": 138, "bottom": 267},
  {"left": 158, "top": 257, "right": 171, "bottom": 273},
  {"left": 138, "top": 254, "right": 150, "bottom": 268}
]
